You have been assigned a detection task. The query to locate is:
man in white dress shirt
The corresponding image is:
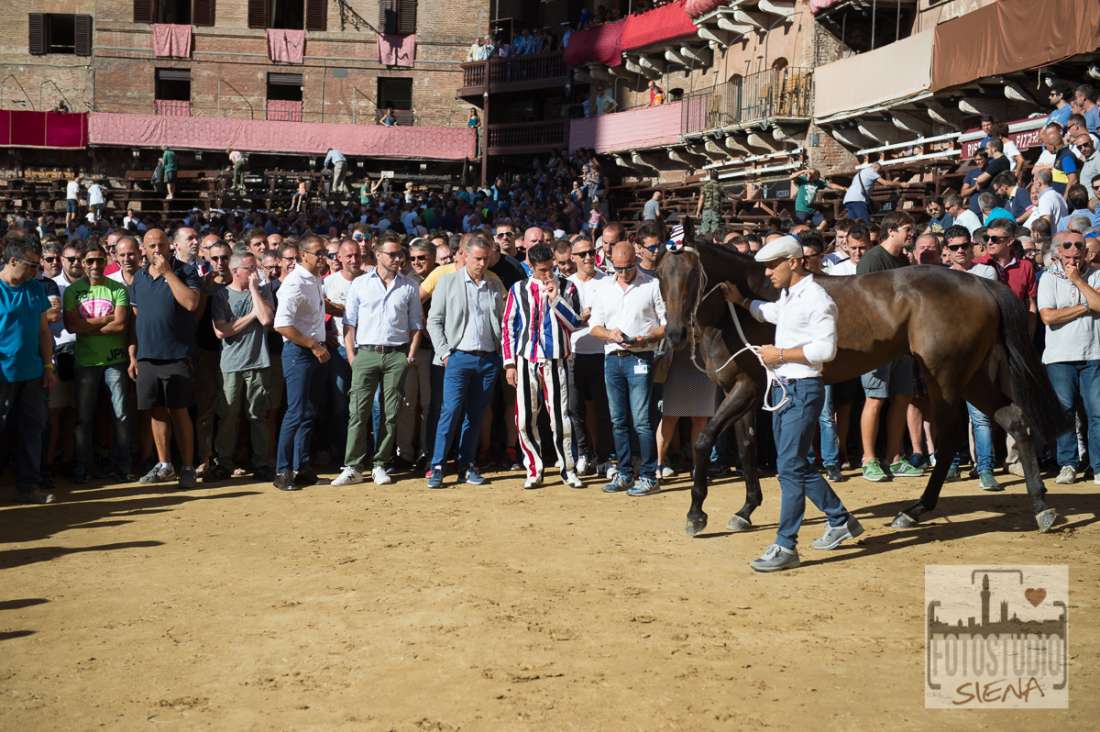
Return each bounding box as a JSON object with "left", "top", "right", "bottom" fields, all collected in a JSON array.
[
  {"left": 722, "top": 236, "right": 863, "bottom": 572},
  {"left": 272, "top": 235, "right": 330, "bottom": 491}
]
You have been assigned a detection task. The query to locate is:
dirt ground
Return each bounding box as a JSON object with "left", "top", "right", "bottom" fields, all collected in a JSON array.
[{"left": 2, "top": 466, "right": 1097, "bottom": 730}]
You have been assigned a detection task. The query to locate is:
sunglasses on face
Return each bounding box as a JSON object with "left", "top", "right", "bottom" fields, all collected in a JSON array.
[
  {"left": 63, "top": 256, "right": 81, "bottom": 263},
  {"left": 989, "top": 235, "right": 1014, "bottom": 244},
  {"left": 496, "top": 231, "right": 515, "bottom": 238},
  {"left": 266, "top": 265, "right": 282, "bottom": 273},
  {"left": 409, "top": 255, "right": 429, "bottom": 262},
  {"left": 946, "top": 244, "right": 968, "bottom": 251},
  {"left": 210, "top": 255, "right": 230, "bottom": 261},
  {"left": 613, "top": 264, "right": 636, "bottom": 273},
  {"left": 381, "top": 249, "right": 406, "bottom": 259},
  {"left": 84, "top": 257, "right": 105, "bottom": 265},
  {"left": 1061, "top": 241, "right": 1086, "bottom": 251},
  {"left": 572, "top": 249, "right": 595, "bottom": 258},
  {"left": 42, "top": 256, "right": 59, "bottom": 263},
  {"left": 325, "top": 252, "right": 338, "bottom": 259}
]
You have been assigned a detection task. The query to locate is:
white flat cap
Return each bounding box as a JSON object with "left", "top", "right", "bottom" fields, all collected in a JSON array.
[{"left": 754, "top": 235, "right": 803, "bottom": 263}]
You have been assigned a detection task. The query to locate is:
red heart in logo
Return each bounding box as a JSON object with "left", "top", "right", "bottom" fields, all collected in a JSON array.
[{"left": 1025, "top": 588, "right": 1046, "bottom": 607}]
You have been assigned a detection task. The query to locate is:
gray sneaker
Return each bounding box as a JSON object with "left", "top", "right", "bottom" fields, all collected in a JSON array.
[
  {"left": 139, "top": 463, "right": 177, "bottom": 484},
  {"left": 1054, "top": 465, "right": 1077, "bottom": 485},
  {"left": 978, "top": 471, "right": 1003, "bottom": 492},
  {"left": 627, "top": 476, "right": 661, "bottom": 497},
  {"left": 750, "top": 544, "right": 801, "bottom": 573},
  {"left": 810, "top": 517, "right": 865, "bottom": 550}
]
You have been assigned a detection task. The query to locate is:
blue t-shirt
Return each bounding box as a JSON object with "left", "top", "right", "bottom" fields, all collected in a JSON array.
[
  {"left": 1010, "top": 185, "right": 1032, "bottom": 218},
  {"left": 1047, "top": 105, "right": 1072, "bottom": 129},
  {"left": 131, "top": 262, "right": 202, "bottom": 361},
  {"left": 0, "top": 277, "right": 49, "bottom": 382},
  {"left": 984, "top": 207, "right": 1015, "bottom": 225},
  {"left": 1051, "top": 147, "right": 1078, "bottom": 194}
]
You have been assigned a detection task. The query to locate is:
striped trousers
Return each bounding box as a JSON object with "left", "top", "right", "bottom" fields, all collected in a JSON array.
[{"left": 514, "top": 358, "right": 576, "bottom": 480}]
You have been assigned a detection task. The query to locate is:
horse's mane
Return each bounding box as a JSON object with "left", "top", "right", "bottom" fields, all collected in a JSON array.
[{"left": 692, "top": 239, "right": 776, "bottom": 303}]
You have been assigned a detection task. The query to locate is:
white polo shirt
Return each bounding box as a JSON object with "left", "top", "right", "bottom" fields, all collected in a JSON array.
[
  {"left": 567, "top": 270, "right": 607, "bottom": 355},
  {"left": 588, "top": 269, "right": 666, "bottom": 355}
]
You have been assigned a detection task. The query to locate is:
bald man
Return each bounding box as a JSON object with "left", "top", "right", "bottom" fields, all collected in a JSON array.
[{"left": 588, "top": 242, "right": 667, "bottom": 496}]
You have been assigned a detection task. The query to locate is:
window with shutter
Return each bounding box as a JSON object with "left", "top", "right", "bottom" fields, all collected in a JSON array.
[
  {"left": 247, "top": 0, "right": 268, "bottom": 28},
  {"left": 74, "top": 15, "right": 93, "bottom": 56},
  {"left": 29, "top": 13, "right": 47, "bottom": 55},
  {"left": 133, "top": 0, "right": 156, "bottom": 24},
  {"left": 379, "top": 0, "right": 398, "bottom": 35},
  {"left": 193, "top": 0, "right": 216, "bottom": 26},
  {"left": 305, "top": 0, "right": 327, "bottom": 31},
  {"left": 396, "top": 0, "right": 417, "bottom": 35}
]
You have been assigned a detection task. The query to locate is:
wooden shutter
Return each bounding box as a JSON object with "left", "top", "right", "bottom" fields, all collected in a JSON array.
[
  {"left": 133, "top": 0, "right": 156, "bottom": 23},
  {"left": 29, "top": 13, "right": 47, "bottom": 55},
  {"left": 74, "top": 15, "right": 93, "bottom": 56},
  {"left": 397, "top": 0, "right": 417, "bottom": 35},
  {"left": 306, "top": 0, "right": 327, "bottom": 31},
  {"left": 379, "top": 0, "right": 398, "bottom": 35},
  {"left": 193, "top": 0, "right": 216, "bottom": 26},
  {"left": 247, "top": 0, "right": 267, "bottom": 28}
]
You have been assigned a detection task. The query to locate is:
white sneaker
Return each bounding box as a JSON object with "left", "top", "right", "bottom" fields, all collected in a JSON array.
[
  {"left": 658, "top": 465, "right": 676, "bottom": 479},
  {"left": 524, "top": 474, "right": 543, "bottom": 489},
  {"left": 575, "top": 455, "right": 589, "bottom": 475},
  {"left": 564, "top": 471, "right": 584, "bottom": 489},
  {"left": 330, "top": 466, "right": 364, "bottom": 486},
  {"left": 605, "top": 464, "right": 619, "bottom": 480},
  {"left": 1055, "top": 465, "right": 1077, "bottom": 485},
  {"left": 372, "top": 466, "right": 393, "bottom": 485}
]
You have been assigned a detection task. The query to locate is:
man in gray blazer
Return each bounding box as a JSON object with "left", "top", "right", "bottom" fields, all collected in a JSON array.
[{"left": 425, "top": 232, "right": 505, "bottom": 488}]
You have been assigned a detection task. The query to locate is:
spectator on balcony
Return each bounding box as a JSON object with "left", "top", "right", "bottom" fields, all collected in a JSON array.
[
  {"left": 512, "top": 29, "right": 530, "bottom": 56},
  {"left": 65, "top": 170, "right": 80, "bottom": 226},
  {"left": 841, "top": 159, "right": 901, "bottom": 223},
  {"left": 978, "top": 192, "right": 1014, "bottom": 227},
  {"left": 696, "top": 171, "right": 726, "bottom": 238},
  {"left": 467, "top": 37, "right": 486, "bottom": 62},
  {"left": 788, "top": 168, "right": 838, "bottom": 230},
  {"left": 87, "top": 179, "right": 106, "bottom": 222},
  {"left": 987, "top": 122, "right": 1025, "bottom": 176},
  {"left": 1047, "top": 84, "right": 1073, "bottom": 129},
  {"left": 642, "top": 191, "right": 662, "bottom": 222},
  {"left": 595, "top": 84, "right": 617, "bottom": 116},
  {"left": 648, "top": 81, "right": 664, "bottom": 107},
  {"left": 228, "top": 149, "right": 246, "bottom": 194},
  {"left": 380, "top": 108, "right": 397, "bottom": 127},
  {"left": 324, "top": 148, "right": 348, "bottom": 194},
  {"left": 1034, "top": 124, "right": 1078, "bottom": 194},
  {"left": 160, "top": 146, "right": 177, "bottom": 201},
  {"left": 944, "top": 192, "right": 981, "bottom": 235},
  {"left": 1066, "top": 114, "right": 1100, "bottom": 161}
]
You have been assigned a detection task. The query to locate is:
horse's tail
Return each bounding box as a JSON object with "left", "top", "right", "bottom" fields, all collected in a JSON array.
[{"left": 982, "top": 278, "right": 1066, "bottom": 444}]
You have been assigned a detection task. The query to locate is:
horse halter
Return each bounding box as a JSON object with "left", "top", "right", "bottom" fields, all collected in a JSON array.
[{"left": 666, "top": 242, "right": 790, "bottom": 412}]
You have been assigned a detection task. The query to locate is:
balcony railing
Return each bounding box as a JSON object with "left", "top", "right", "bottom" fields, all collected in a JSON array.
[
  {"left": 459, "top": 51, "right": 569, "bottom": 96},
  {"left": 486, "top": 120, "right": 568, "bottom": 154},
  {"left": 267, "top": 99, "right": 303, "bottom": 122},
  {"left": 155, "top": 99, "right": 192, "bottom": 117},
  {"left": 682, "top": 67, "right": 812, "bottom": 134}
]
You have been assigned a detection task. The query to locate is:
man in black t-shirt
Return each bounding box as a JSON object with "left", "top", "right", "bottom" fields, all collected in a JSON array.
[
  {"left": 129, "top": 228, "right": 202, "bottom": 488},
  {"left": 855, "top": 212, "right": 923, "bottom": 483}
]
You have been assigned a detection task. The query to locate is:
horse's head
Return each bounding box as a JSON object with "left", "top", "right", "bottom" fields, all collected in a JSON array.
[{"left": 657, "top": 236, "right": 704, "bottom": 350}]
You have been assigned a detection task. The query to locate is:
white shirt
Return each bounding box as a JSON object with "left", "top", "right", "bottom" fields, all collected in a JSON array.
[
  {"left": 66, "top": 180, "right": 79, "bottom": 200},
  {"left": 953, "top": 208, "right": 982, "bottom": 234},
  {"left": 323, "top": 271, "right": 358, "bottom": 336},
  {"left": 588, "top": 269, "right": 667, "bottom": 355},
  {"left": 747, "top": 274, "right": 837, "bottom": 379},
  {"left": 107, "top": 270, "right": 135, "bottom": 297},
  {"left": 51, "top": 272, "right": 77, "bottom": 346},
  {"left": 344, "top": 270, "right": 422, "bottom": 347},
  {"left": 1037, "top": 265, "right": 1100, "bottom": 364},
  {"left": 821, "top": 251, "right": 848, "bottom": 269},
  {"left": 843, "top": 166, "right": 880, "bottom": 204},
  {"left": 567, "top": 270, "right": 607, "bottom": 354},
  {"left": 1035, "top": 187, "right": 1069, "bottom": 223},
  {"left": 967, "top": 263, "right": 998, "bottom": 280},
  {"left": 273, "top": 265, "right": 325, "bottom": 344},
  {"left": 1004, "top": 139, "right": 1022, "bottom": 171},
  {"left": 825, "top": 258, "right": 857, "bottom": 276},
  {"left": 87, "top": 183, "right": 105, "bottom": 206}
]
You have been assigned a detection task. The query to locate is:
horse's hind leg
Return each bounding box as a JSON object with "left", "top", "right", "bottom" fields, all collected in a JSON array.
[
  {"left": 891, "top": 398, "right": 962, "bottom": 528},
  {"left": 993, "top": 403, "right": 1057, "bottom": 532}
]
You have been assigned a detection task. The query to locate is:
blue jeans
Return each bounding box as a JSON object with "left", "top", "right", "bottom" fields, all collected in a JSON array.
[
  {"left": 844, "top": 201, "right": 871, "bottom": 222},
  {"left": 0, "top": 377, "right": 48, "bottom": 492},
  {"left": 1046, "top": 360, "right": 1100, "bottom": 472},
  {"left": 964, "top": 401, "right": 995, "bottom": 474},
  {"left": 604, "top": 351, "right": 657, "bottom": 481},
  {"left": 277, "top": 343, "right": 323, "bottom": 474},
  {"left": 817, "top": 383, "right": 841, "bottom": 468},
  {"left": 73, "top": 363, "right": 132, "bottom": 477},
  {"left": 326, "top": 344, "right": 353, "bottom": 460},
  {"left": 772, "top": 378, "right": 851, "bottom": 550},
  {"left": 430, "top": 351, "right": 500, "bottom": 471}
]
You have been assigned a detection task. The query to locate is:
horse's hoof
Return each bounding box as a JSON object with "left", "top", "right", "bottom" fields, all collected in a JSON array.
[
  {"left": 684, "top": 515, "right": 708, "bottom": 537},
  {"left": 726, "top": 514, "right": 752, "bottom": 532},
  {"left": 891, "top": 511, "right": 918, "bottom": 529},
  {"left": 1036, "top": 508, "right": 1058, "bottom": 533}
]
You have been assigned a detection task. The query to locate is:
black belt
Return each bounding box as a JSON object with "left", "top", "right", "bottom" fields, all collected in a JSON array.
[
  {"left": 608, "top": 349, "right": 652, "bottom": 357},
  {"left": 357, "top": 344, "right": 408, "bottom": 354},
  {"left": 456, "top": 349, "right": 495, "bottom": 357}
]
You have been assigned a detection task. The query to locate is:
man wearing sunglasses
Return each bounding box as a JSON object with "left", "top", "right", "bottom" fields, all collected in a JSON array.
[
  {"left": 635, "top": 222, "right": 662, "bottom": 276},
  {"left": 588, "top": 241, "right": 666, "bottom": 497},
  {"left": 1038, "top": 231, "right": 1100, "bottom": 487},
  {"left": 63, "top": 243, "right": 133, "bottom": 483},
  {"left": 974, "top": 219, "right": 1038, "bottom": 336},
  {"left": 192, "top": 241, "right": 233, "bottom": 478},
  {"left": 722, "top": 235, "right": 861, "bottom": 572},
  {"left": 0, "top": 238, "right": 56, "bottom": 504},
  {"left": 567, "top": 236, "right": 611, "bottom": 477}
]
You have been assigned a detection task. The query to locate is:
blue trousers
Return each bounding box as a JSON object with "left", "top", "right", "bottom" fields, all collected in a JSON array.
[
  {"left": 817, "top": 383, "right": 841, "bottom": 468},
  {"left": 604, "top": 351, "right": 657, "bottom": 481},
  {"left": 1047, "top": 360, "right": 1100, "bottom": 472},
  {"left": 772, "top": 378, "right": 851, "bottom": 550},
  {"left": 430, "top": 351, "right": 500, "bottom": 471},
  {"left": 277, "top": 343, "right": 323, "bottom": 474},
  {"left": 74, "top": 363, "right": 132, "bottom": 477},
  {"left": 952, "top": 402, "right": 995, "bottom": 473}
]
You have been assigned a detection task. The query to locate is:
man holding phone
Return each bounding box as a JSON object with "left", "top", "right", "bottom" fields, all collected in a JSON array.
[{"left": 588, "top": 242, "right": 667, "bottom": 496}]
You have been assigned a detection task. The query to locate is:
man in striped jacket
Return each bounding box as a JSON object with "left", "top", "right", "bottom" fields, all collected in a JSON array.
[{"left": 502, "top": 243, "right": 586, "bottom": 489}]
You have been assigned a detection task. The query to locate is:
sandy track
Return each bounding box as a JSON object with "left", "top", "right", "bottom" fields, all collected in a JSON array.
[{"left": 2, "top": 468, "right": 1097, "bottom": 729}]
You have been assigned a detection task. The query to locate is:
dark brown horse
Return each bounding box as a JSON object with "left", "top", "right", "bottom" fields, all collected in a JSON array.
[{"left": 657, "top": 239, "right": 1064, "bottom": 536}]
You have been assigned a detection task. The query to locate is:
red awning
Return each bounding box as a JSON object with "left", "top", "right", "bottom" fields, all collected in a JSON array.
[
  {"left": 563, "top": 18, "right": 626, "bottom": 67},
  {"left": 0, "top": 110, "right": 88, "bottom": 149},
  {"left": 620, "top": 1, "right": 698, "bottom": 52}
]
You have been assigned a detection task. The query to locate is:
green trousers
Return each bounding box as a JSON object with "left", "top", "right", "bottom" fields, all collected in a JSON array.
[
  {"left": 215, "top": 367, "right": 273, "bottom": 471},
  {"left": 344, "top": 348, "right": 409, "bottom": 470}
]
